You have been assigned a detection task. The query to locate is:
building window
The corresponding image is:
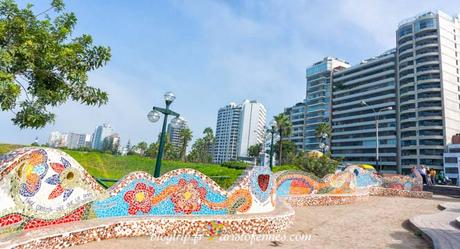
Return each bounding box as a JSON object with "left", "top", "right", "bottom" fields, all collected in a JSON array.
[
  {"left": 445, "top": 157, "right": 458, "bottom": 163},
  {"left": 415, "top": 18, "right": 435, "bottom": 31},
  {"left": 399, "top": 25, "right": 413, "bottom": 37},
  {"left": 446, "top": 167, "right": 459, "bottom": 174}
]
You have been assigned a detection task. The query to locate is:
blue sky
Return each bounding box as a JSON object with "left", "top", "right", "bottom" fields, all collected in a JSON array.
[{"left": 1, "top": 0, "right": 459, "bottom": 146}]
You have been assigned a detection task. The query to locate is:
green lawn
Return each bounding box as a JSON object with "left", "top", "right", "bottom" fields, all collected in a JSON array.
[
  {"left": 0, "top": 144, "right": 299, "bottom": 189},
  {"left": 0, "top": 144, "right": 242, "bottom": 188}
]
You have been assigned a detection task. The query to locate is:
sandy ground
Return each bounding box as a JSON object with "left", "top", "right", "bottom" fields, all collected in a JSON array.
[{"left": 74, "top": 196, "right": 460, "bottom": 249}]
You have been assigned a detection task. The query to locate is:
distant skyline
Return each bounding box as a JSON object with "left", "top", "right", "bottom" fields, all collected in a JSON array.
[{"left": 1, "top": 0, "right": 459, "bottom": 146}]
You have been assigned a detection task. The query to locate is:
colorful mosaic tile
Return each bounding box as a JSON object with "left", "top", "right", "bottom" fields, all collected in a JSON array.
[{"left": 0, "top": 147, "right": 432, "bottom": 248}]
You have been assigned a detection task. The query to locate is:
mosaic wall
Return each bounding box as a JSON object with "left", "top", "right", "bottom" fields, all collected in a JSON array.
[
  {"left": 0, "top": 147, "right": 430, "bottom": 248},
  {"left": 0, "top": 148, "right": 276, "bottom": 235},
  {"left": 275, "top": 165, "right": 382, "bottom": 197},
  {"left": 381, "top": 174, "right": 423, "bottom": 191}
]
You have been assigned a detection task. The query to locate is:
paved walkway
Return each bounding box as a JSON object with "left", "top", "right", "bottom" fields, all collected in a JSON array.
[
  {"left": 75, "top": 196, "right": 453, "bottom": 249},
  {"left": 409, "top": 202, "right": 460, "bottom": 249}
]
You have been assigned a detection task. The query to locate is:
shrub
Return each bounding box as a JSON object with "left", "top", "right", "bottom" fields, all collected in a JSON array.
[
  {"left": 221, "top": 160, "right": 251, "bottom": 169},
  {"left": 294, "top": 152, "right": 339, "bottom": 178}
]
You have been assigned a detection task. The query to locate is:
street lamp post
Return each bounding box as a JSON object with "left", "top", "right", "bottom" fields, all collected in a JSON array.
[
  {"left": 360, "top": 101, "right": 393, "bottom": 173},
  {"left": 268, "top": 120, "right": 277, "bottom": 170},
  {"left": 319, "top": 133, "right": 329, "bottom": 154},
  {"left": 147, "top": 92, "right": 182, "bottom": 177}
]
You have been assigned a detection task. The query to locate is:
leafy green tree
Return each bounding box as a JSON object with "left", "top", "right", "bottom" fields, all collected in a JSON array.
[
  {"left": 145, "top": 142, "right": 158, "bottom": 158},
  {"left": 294, "top": 152, "right": 339, "bottom": 178},
  {"left": 187, "top": 128, "right": 214, "bottom": 163},
  {"left": 0, "top": 0, "right": 111, "bottom": 128},
  {"left": 132, "top": 141, "right": 148, "bottom": 156},
  {"left": 274, "top": 140, "right": 297, "bottom": 165},
  {"left": 248, "top": 143, "right": 262, "bottom": 165},
  {"left": 274, "top": 113, "right": 292, "bottom": 165},
  {"left": 179, "top": 128, "right": 192, "bottom": 162}
]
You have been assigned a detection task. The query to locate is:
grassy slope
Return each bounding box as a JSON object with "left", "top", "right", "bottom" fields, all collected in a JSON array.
[
  {"left": 0, "top": 144, "right": 242, "bottom": 188},
  {"left": 0, "top": 144, "right": 299, "bottom": 188}
]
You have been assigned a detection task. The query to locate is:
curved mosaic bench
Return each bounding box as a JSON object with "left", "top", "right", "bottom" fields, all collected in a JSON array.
[
  {"left": 0, "top": 199, "right": 294, "bottom": 249},
  {"left": 274, "top": 165, "right": 429, "bottom": 206},
  {"left": 0, "top": 148, "right": 279, "bottom": 237},
  {"left": 0, "top": 147, "right": 432, "bottom": 248}
]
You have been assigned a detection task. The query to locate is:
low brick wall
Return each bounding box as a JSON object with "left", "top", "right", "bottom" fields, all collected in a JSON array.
[{"left": 369, "top": 187, "right": 432, "bottom": 199}]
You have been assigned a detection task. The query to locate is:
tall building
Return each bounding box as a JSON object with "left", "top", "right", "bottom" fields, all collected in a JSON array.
[
  {"left": 284, "top": 101, "right": 307, "bottom": 151},
  {"left": 167, "top": 118, "right": 189, "bottom": 149},
  {"left": 213, "top": 100, "right": 266, "bottom": 163},
  {"left": 48, "top": 131, "right": 61, "bottom": 147},
  {"left": 305, "top": 57, "right": 350, "bottom": 151},
  {"left": 331, "top": 50, "right": 398, "bottom": 172},
  {"left": 396, "top": 11, "right": 460, "bottom": 172},
  {"left": 213, "top": 103, "right": 242, "bottom": 163},
  {"left": 102, "top": 133, "right": 121, "bottom": 152},
  {"left": 67, "top": 133, "right": 90, "bottom": 149},
  {"left": 237, "top": 100, "right": 267, "bottom": 159},
  {"left": 91, "top": 123, "right": 114, "bottom": 150}
]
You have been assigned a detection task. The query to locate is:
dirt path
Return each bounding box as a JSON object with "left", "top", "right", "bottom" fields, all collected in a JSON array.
[{"left": 74, "top": 196, "right": 459, "bottom": 249}]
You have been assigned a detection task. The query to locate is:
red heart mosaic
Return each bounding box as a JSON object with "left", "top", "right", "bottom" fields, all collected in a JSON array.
[{"left": 258, "top": 174, "right": 270, "bottom": 192}]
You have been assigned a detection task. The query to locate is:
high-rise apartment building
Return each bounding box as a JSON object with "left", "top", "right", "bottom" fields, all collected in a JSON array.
[
  {"left": 237, "top": 100, "right": 267, "bottom": 159},
  {"left": 396, "top": 11, "right": 460, "bottom": 172},
  {"left": 284, "top": 102, "right": 307, "bottom": 151},
  {"left": 91, "top": 123, "right": 114, "bottom": 150},
  {"left": 167, "top": 118, "right": 189, "bottom": 149},
  {"left": 305, "top": 57, "right": 350, "bottom": 151},
  {"left": 67, "top": 133, "right": 90, "bottom": 149},
  {"left": 213, "top": 103, "right": 242, "bottom": 163},
  {"left": 213, "top": 100, "right": 266, "bottom": 163},
  {"left": 48, "top": 131, "right": 62, "bottom": 147},
  {"left": 331, "top": 50, "right": 398, "bottom": 172}
]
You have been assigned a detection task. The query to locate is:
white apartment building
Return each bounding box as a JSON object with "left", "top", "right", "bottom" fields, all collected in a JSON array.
[
  {"left": 331, "top": 49, "right": 398, "bottom": 173},
  {"left": 396, "top": 11, "right": 460, "bottom": 172},
  {"left": 167, "top": 118, "right": 189, "bottom": 149},
  {"left": 213, "top": 103, "right": 242, "bottom": 163},
  {"left": 213, "top": 100, "right": 266, "bottom": 163},
  {"left": 443, "top": 143, "right": 460, "bottom": 185},
  {"left": 237, "top": 100, "right": 267, "bottom": 159}
]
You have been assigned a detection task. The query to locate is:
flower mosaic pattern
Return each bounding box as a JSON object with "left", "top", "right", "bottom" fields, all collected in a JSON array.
[
  {"left": 170, "top": 179, "right": 207, "bottom": 214},
  {"left": 45, "top": 157, "right": 79, "bottom": 201},
  {"left": 123, "top": 182, "right": 155, "bottom": 215},
  {"left": 18, "top": 150, "right": 48, "bottom": 197}
]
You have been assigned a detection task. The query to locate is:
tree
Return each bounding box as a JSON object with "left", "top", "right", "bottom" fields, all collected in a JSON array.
[
  {"left": 315, "top": 122, "right": 332, "bottom": 141},
  {"left": 0, "top": 0, "right": 111, "bottom": 128},
  {"left": 132, "top": 141, "right": 148, "bottom": 156},
  {"left": 188, "top": 128, "right": 214, "bottom": 163},
  {"left": 248, "top": 143, "right": 262, "bottom": 165},
  {"left": 144, "top": 142, "right": 158, "bottom": 158},
  {"left": 202, "top": 127, "right": 214, "bottom": 156},
  {"left": 274, "top": 113, "right": 292, "bottom": 165},
  {"left": 179, "top": 128, "right": 192, "bottom": 161},
  {"left": 274, "top": 140, "right": 297, "bottom": 165}
]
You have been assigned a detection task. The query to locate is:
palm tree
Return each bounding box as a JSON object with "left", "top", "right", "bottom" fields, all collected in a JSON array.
[
  {"left": 274, "top": 113, "right": 292, "bottom": 165},
  {"left": 315, "top": 123, "right": 332, "bottom": 140},
  {"left": 179, "top": 128, "right": 192, "bottom": 162}
]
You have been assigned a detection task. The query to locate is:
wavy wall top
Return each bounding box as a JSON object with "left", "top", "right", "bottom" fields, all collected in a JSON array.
[{"left": 0, "top": 148, "right": 275, "bottom": 233}]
